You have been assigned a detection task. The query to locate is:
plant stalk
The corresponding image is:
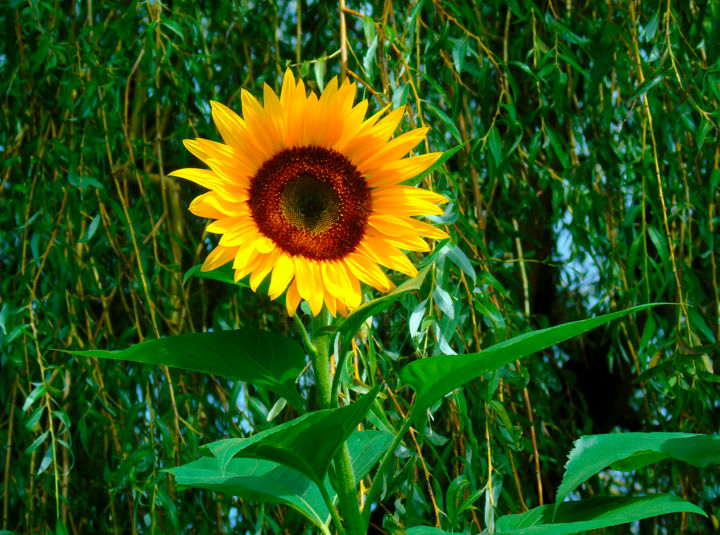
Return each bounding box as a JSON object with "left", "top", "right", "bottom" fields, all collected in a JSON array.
[{"left": 308, "top": 312, "right": 363, "bottom": 535}]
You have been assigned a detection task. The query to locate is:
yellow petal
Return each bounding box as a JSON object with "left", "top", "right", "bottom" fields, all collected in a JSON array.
[
  {"left": 336, "top": 299, "right": 349, "bottom": 317},
  {"left": 268, "top": 253, "right": 295, "bottom": 300},
  {"left": 241, "top": 89, "right": 277, "bottom": 162},
  {"left": 323, "top": 287, "right": 338, "bottom": 317},
  {"left": 344, "top": 252, "right": 395, "bottom": 292},
  {"left": 368, "top": 152, "right": 442, "bottom": 188},
  {"left": 169, "top": 168, "right": 220, "bottom": 190},
  {"left": 250, "top": 249, "right": 280, "bottom": 291},
  {"left": 201, "top": 245, "right": 237, "bottom": 272},
  {"left": 189, "top": 192, "right": 248, "bottom": 218},
  {"left": 233, "top": 249, "right": 263, "bottom": 282},
  {"left": 358, "top": 128, "right": 430, "bottom": 173},
  {"left": 367, "top": 227, "right": 429, "bottom": 252},
  {"left": 372, "top": 186, "right": 447, "bottom": 216},
  {"left": 294, "top": 258, "right": 323, "bottom": 316},
  {"left": 206, "top": 216, "right": 247, "bottom": 234},
  {"left": 357, "top": 237, "right": 418, "bottom": 277},
  {"left": 218, "top": 221, "right": 259, "bottom": 247},
  {"left": 406, "top": 218, "right": 450, "bottom": 240},
  {"left": 285, "top": 279, "right": 302, "bottom": 316},
  {"left": 367, "top": 106, "right": 405, "bottom": 143}
]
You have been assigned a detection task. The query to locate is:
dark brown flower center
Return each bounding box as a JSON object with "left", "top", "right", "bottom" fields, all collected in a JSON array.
[{"left": 248, "top": 146, "right": 371, "bottom": 260}]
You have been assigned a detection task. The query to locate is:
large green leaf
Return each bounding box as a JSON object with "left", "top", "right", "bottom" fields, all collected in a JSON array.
[
  {"left": 346, "top": 429, "right": 394, "bottom": 484},
  {"left": 166, "top": 429, "right": 392, "bottom": 534},
  {"left": 64, "top": 329, "right": 306, "bottom": 407},
  {"left": 168, "top": 456, "right": 333, "bottom": 534},
  {"left": 495, "top": 495, "right": 705, "bottom": 534},
  {"left": 556, "top": 432, "right": 720, "bottom": 506},
  {"left": 202, "top": 386, "right": 380, "bottom": 487},
  {"left": 400, "top": 304, "right": 661, "bottom": 422}
]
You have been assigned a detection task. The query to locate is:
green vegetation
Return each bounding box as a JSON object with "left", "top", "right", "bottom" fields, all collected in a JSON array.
[{"left": 2, "top": 1, "right": 719, "bottom": 533}]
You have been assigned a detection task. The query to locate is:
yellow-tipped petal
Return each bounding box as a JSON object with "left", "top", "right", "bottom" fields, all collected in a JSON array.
[
  {"left": 358, "top": 238, "right": 418, "bottom": 278},
  {"left": 345, "top": 252, "right": 395, "bottom": 293},
  {"left": 201, "top": 245, "right": 237, "bottom": 272},
  {"left": 358, "top": 128, "right": 430, "bottom": 173},
  {"left": 250, "top": 249, "right": 280, "bottom": 291},
  {"left": 285, "top": 279, "right": 302, "bottom": 316},
  {"left": 268, "top": 253, "right": 295, "bottom": 300},
  {"left": 408, "top": 218, "right": 450, "bottom": 240},
  {"left": 323, "top": 287, "right": 338, "bottom": 317},
  {"left": 368, "top": 152, "right": 442, "bottom": 188}
]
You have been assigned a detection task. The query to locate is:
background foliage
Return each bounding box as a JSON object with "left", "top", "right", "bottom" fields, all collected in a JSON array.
[{"left": 1, "top": 0, "right": 719, "bottom": 533}]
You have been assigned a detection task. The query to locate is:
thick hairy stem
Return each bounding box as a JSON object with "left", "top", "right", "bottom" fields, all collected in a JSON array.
[{"left": 306, "top": 313, "right": 363, "bottom": 535}]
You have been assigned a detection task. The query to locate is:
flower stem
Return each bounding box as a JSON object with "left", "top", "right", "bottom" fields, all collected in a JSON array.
[{"left": 307, "top": 312, "right": 363, "bottom": 535}]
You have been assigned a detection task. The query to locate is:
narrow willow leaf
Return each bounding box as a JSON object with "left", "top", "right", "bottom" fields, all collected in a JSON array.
[
  {"left": 64, "top": 329, "right": 306, "bottom": 408},
  {"left": 401, "top": 304, "right": 662, "bottom": 422},
  {"left": 496, "top": 495, "right": 705, "bottom": 534},
  {"left": 202, "top": 386, "right": 380, "bottom": 487},
  {"left": 337, "top": 267, "right": 430, "bottom": 349},
  {"left": 556, "top": 432, "right": 720, "bottom": 507}
]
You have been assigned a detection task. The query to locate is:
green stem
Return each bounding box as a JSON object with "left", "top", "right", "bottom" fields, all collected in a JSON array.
[
  {"left": 307, "top": 311, "right": 363, "bottom": 535},
  {"left": 318, "top": 480, "right": 347, "bottom": 535},
  {"left": 360, "top": 416, "right": 413, "bottom": 533}
]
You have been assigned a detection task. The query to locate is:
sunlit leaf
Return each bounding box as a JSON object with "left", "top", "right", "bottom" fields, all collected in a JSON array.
[
  {"left": 64, "top": 329, "right": 306, "bottom": 407},
  {"left": 556, "top": 432, "right": 720, "bottom": 506},
  {"left": 401, "top": 305, "right": 663, "bottom": 421},
  {"left": 202, "top": 387, "right": 379, "bottom": 487},
  {"left": 496, "top": 495, "right": 705, "bottom": 534}
]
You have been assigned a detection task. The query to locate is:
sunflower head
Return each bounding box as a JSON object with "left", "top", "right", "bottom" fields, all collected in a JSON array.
[{"left": 171, "top": 69, "right": 448, "bottom": 317}]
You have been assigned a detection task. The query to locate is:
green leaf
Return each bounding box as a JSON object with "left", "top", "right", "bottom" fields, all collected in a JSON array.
[
  {"left": 496, "top": 495, "right": 705, "bottom": 534},
  {"left": 22, "top": 384, "right": 47, "bottom": 413},
  {"left": 202, "top": 387, "right": 380, "bottom": 487},
  {"left": 488, "top": 126, "right": 502, "bottom": 165},
  {"left": 63, "top": 329, "right": 306, "bottom": 408},
  {"left": 424, "top": 102, "right": 462, "bottom": 144},
  {"left": 78, "top": 214, "right": 100, "bottom": 243},
  {"left": 400, "top": 304, "right": 663, "bottom": 422},
  {"left": 168, "top": 456, "right": 333, "bottom": 534},
  {"left": 556, "top": 432, "right": 720, "bottom": 506},
  {"left": 337, "top": 266, "right": 430, "bottom": 349},
  {"left": 346, "top": 429, "right": 394, "bottom": 484},
  {"left": 162, "top": 20, "right": 184, "bottom": 40},
  {"left": 630, "top": 73, "right": 667, "bottom": 100},
  {"left": 167, "top": 429, "right": 390, "bottom": 534},
  {"left": 182, "top": 264, "right": 248, "bottom": 287},
  {"left": 37, "top": 445, "right": 53, "bottom": 475}
]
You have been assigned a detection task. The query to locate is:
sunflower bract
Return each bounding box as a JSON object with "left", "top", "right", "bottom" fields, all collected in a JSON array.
[{"left": 171, "top": 69, "right": 448, "bottom": 317}]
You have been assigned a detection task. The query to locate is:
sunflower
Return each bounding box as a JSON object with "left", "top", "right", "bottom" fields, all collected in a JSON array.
[{"left": 171, "top": 69, "right": 448, "bottom": 317}]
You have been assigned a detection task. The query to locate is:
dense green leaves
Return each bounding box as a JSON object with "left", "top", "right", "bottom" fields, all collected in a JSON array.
[
  {"left": 65, "top": 329, "right": 306, "bottom": 407},
  {"left": 5, "top": 0, "right": 720, "bottom": 533},
  {"left": 401, "top": 304, "right": 661, "bottom": 421}
]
